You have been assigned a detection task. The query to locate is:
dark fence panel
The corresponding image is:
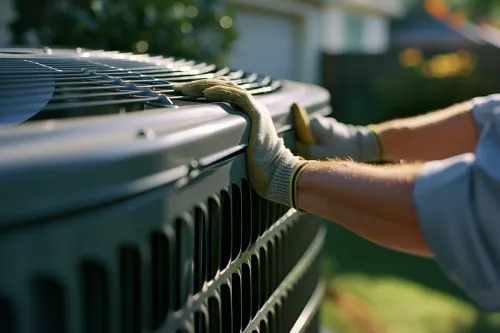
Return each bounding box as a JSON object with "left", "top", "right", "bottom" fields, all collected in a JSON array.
[{"left": 322, "top": 45, "right": 500, "bottom": 125}]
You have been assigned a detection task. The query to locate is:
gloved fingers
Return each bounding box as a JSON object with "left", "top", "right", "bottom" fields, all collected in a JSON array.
[
  {"left": 292, "top": 102, "right": 317, "bottom": 145},
  {"left": 309, "top": 116, "right": 340, "bottom": 141},
  {"left": 202, "top": 85, "right": 256, "bottom": 115},
  {"left": 173, "top": 79, "right": 243, "bottom": 97}
]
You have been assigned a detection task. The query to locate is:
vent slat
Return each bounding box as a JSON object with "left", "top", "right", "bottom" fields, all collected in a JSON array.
[
  {"left": 0, "top": 80, "right": 115, "bottom": 89},
  {"left": 150, "top": 231, "right": 171, "bottom": 329},
  {"left": 208, "top": 296, "right": 222, "bottom": 333},
  {"left": 119, "top": 246, "right": 141, "bottom": 333},
  {"left": 43, "top": 96, "right": 164, "bottom": 111},
  {"left": 221, "top": 284, "right": 232, "bottom": 333},
  {"left": 54, "top": 85, "right": 126, "bottom": 93},
  {"left": 0, "top": 296, "right": 17, "bottom": 333},
  {"left": 50, "top": 90, "right": 143, "bottom": 101},
  {"left": 31, "top": 278, "right": 66, "bottom": 333},
  {"left": 82, "top": 262, "right": 109, "bottom": 333},
  {"left": 231, "top": 272, "right": 242, "bottom": 333}
]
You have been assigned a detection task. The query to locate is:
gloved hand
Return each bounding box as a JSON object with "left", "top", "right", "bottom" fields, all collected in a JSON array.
[
  {"left": 292, "top": 103, "right": 383, "bottom": 162},
  {"left": 174, "top": 79, "right": 312, "bottom": 209}
]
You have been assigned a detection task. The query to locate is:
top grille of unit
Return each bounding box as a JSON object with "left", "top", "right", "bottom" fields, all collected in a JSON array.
[{"left": 0, "top": 48, "right": 282, "bottom": 126}]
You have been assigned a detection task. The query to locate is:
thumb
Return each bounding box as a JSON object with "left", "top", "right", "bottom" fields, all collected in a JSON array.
[{"left": 292, "top": 102, "right": 317, "bottom": 145}]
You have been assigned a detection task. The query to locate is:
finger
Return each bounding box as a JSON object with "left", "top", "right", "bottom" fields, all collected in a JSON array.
[
  {"left": 309, "top": 116, "right": 340, "bottom": 141},
  {"left": 174, "top": 79, "right": 239, "bottom": 95},
  {"left": 203, "top": 85, "right": 255, "bottom": 114},
  {"left": 292, "top": 102, "right": 317, "bottom": 145},
  {"left": 173, "top": 79, "right": 233, "bottom": 92},
  {"left": 173, "top": 79, "right": 242, "bottom": 96}
]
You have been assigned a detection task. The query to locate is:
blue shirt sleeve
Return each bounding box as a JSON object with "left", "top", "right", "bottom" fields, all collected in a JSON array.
[
  {"left": 472, "top": 93, "right": 500, "bottom": 132},
  {"left": 413, "top": 109, "right": 500, "bottom": 311}
]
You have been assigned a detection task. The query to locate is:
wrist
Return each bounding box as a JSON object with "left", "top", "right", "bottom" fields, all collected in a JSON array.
[{"left": 266, "top": 151, "right": 316, "bottom": 208}]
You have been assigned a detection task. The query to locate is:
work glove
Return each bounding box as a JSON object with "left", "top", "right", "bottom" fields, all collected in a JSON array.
[
  {"left": 292, "top": 103, "right": 383, "bottom": 162},
  {"left": 174, "top": 79, "right": 312, "bottom": 209}
]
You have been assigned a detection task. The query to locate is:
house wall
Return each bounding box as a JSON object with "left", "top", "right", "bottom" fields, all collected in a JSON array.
[
  {"left": 0, "top": 0, "right": 14, "bottom": 47},
  {"left": 226, "top": 0, "right": 323, "bottom": 84},
  {"left": 321, "top": 7, "right": 390, "bottom": 54},
  {"left": 228, "top": 9, "right": 299, "bottom": 82},
  {"left": 227, "top": 0, "right": 406, "bottom": 84}
]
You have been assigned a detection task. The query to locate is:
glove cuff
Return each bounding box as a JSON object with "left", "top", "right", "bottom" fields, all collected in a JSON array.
[
  {"left": 371, "top": 130, "right": 384, "bottom": 161},
  {"left": 267, "top": 158, "right": 299, "bottom": 207},
  {"left": 291, "top": 161, "right": 315, "bottom": 212},
  {"left": 362, "top": 125, "right": 384, "bottom": 162},
  {"left": 267, "top": 156, "right": 316, "bottom": 210}
]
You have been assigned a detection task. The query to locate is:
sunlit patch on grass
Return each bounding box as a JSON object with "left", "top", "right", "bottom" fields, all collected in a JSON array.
[{"left": 321, "top": 274, "right": 500, "bottom": 333}]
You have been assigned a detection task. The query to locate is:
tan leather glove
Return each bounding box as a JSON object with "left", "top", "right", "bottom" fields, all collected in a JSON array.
[
  {"left": 292, "top": 103, "right": 383, "bottom": 162},
  {"left": 175, "top": 79, "right": 312, "bottom": 208}
]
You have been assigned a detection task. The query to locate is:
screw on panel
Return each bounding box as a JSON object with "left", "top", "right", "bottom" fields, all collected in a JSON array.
[
  {"left": 137, "top": 128, "right": 156, "bottom": 140},
  {"left": 188, "top": 160, "right": 200, "bottom": 178}
]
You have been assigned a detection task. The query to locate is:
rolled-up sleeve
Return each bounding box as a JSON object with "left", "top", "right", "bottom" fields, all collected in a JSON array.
[
  {"left": 472, "top": 93, "right": 500, "bottom": 132},
  {"left": 413, "top": 113, "right": 500, "bottom": 310}
]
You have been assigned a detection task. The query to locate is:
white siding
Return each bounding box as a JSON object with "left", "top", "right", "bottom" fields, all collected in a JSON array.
[
  {"left": 0, "top": 0, "right": 14, "bottom": 46},
  {"left": 228, "top": 10, "right": 298, "bottom": 81},
  {"left": 322, "top": 7, "right": 390, "bottom": 54}
]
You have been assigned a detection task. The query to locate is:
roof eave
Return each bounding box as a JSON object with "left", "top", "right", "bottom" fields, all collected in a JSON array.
[{"left": 302, "top": 0, "right": 409, "bottom": 17}]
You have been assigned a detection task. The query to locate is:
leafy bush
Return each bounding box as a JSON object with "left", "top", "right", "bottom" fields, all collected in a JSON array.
[{"left": 10, "top": 0, "right": 237, "bottom": 64}]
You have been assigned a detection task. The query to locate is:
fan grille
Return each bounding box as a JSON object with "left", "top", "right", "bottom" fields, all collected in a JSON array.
[{"left": 0, "top": 48, "right": 282, "bottom": 124}]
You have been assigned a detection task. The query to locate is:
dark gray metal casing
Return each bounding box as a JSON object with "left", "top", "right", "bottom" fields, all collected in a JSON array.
[{"left": 0, "top": 49, "right": 330, "bottom": 333}]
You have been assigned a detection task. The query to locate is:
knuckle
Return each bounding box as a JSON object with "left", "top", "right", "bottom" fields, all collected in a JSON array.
[{"left": 309, "top": 117, "right": 321, "bottom": 127}]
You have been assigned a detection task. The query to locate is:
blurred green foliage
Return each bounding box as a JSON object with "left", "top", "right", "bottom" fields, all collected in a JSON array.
[
  {"left": 402, "top": 0, "right": 500, "bottom": 28},
  {"left": 446, "top": 0, "right": 500, "bottom": 24},
  {"left": 9, "top": 0, "right": 237, "bottom": 64}
]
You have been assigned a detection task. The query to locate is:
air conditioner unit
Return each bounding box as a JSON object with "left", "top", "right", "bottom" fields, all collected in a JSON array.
[{"left": 0, "top": 47, "right": 331, "bottom": 333}]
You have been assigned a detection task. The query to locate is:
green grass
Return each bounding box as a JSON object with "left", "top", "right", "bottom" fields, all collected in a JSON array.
[
  {"left": 318, "top": 218, "right": 500, "bottom": 333},
  {"left": 321, "top": 274, "right": 482, "bottom": 333}
]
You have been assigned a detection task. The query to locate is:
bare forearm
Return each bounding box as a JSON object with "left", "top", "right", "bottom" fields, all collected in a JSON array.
[
  {"left": 371, "top": 101, "right": 479, "bottom": 162},
  {"left": 297, "top": 160, "right": 431, "bottom": 257}
]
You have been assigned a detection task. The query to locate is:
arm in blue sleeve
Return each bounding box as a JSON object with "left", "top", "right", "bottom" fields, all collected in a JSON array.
[
  {"left": 472, "top": 94, "right": 500, "bottom": 132},
  {"left": 413, "top": 114, "right": 500, "bottom": 310}
]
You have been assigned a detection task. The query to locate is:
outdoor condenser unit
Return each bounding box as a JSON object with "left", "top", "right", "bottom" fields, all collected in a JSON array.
[{"left": 0, "top": 48, "right": 331, "bottom": 333}]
